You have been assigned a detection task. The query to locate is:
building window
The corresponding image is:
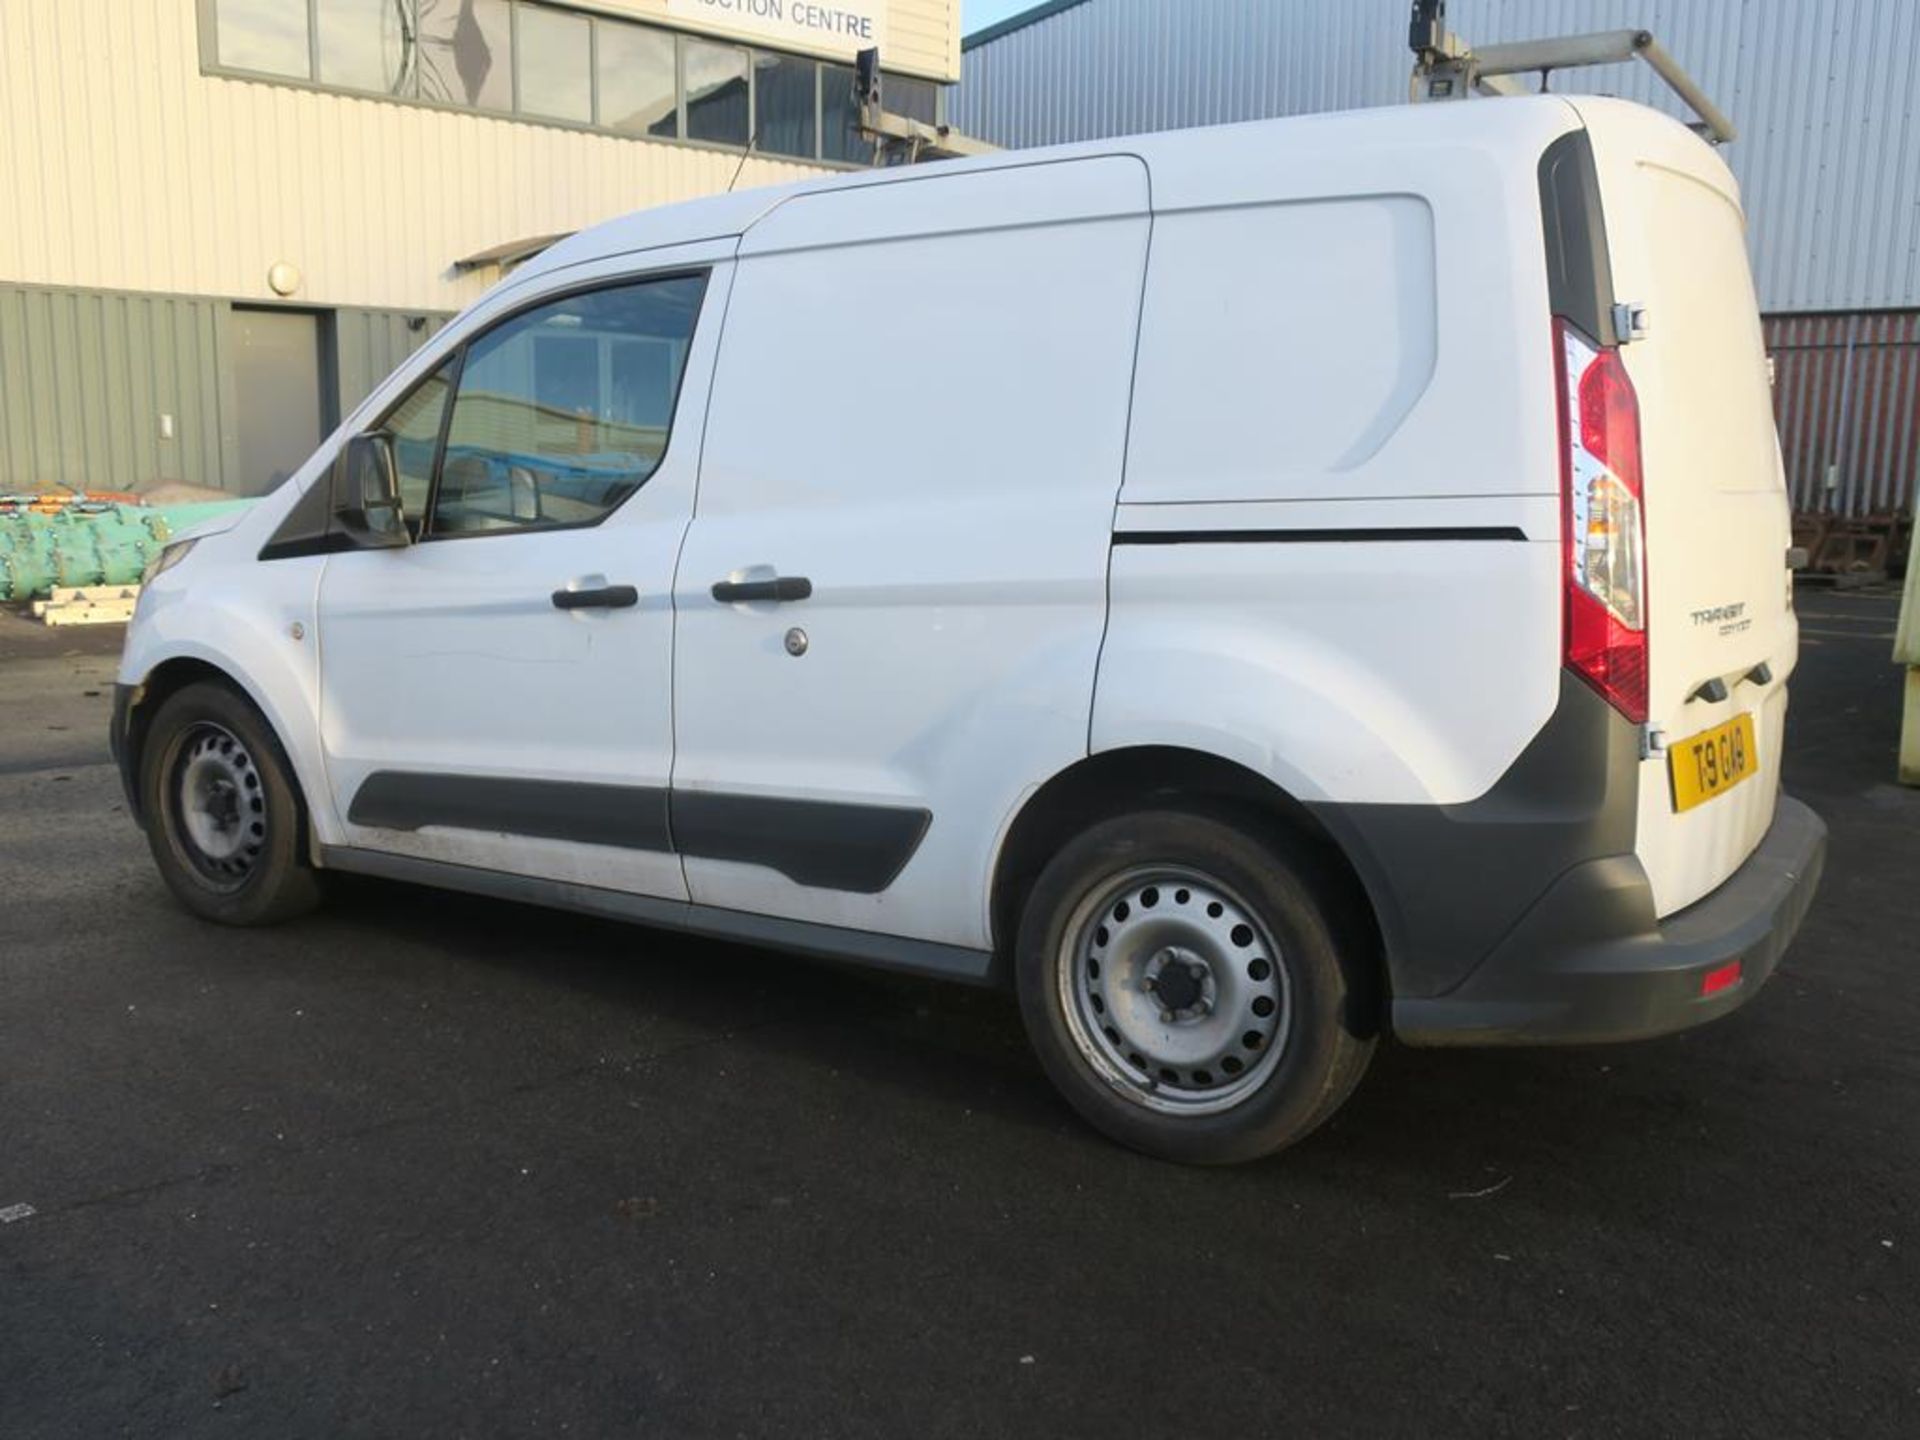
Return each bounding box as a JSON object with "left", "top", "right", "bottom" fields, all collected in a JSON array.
[
  {"left": 820, "top": 62, "right": 867, "bottom": 164},
  {"left": 516, "top": 3, "right": 591, "bottom": 123},
  {"left": 754, "top": 52, "right": 818, "bottom": 160},
  {"left": 596, "top": 20, "right": 678, "bottom": 139},
  {"left": 682, "top": 36, "right": 750, "bottom": 148},
  {"left": 416, "top": 0, "right": 513, "bottom": 110},
  {"left": 214, "top": 0, "right": 311, "bottom": 78},
  {"left": 316, "top": 0, "right": 409, "bottom": 94},
  {"left": 203, "top": 0, "right": 943, "bottom": 167},
  {"left": 887, "top": 74, "right": 939, "bottom": 126}
]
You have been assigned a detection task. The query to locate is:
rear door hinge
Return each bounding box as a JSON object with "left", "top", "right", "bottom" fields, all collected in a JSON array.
[{"left": 1611, "top": 301, "right": 1650, "bottom": 343}]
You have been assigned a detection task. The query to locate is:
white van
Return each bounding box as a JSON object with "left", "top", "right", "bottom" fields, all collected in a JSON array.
[{"left": 112, "top": 95, "right": 1825, "bottom": 1163}]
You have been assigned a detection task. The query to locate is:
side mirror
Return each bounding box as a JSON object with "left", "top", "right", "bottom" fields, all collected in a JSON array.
[{"left": 332, "top": 433, "right": 411, "bottom": 548}]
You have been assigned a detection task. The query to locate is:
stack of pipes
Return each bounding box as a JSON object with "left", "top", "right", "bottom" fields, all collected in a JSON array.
[{"left": 0, "top": 496, "right": 253, "bottom": 602}]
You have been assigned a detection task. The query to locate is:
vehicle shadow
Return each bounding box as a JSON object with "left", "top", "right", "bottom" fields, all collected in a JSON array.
[{"left": 298, "top": 869, "right": 1809, "bottom": 1204}]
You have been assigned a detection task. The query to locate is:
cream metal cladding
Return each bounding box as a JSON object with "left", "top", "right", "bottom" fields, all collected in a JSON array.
[{"left": 0, "top": 0, "right": 959, "bottom": 314}]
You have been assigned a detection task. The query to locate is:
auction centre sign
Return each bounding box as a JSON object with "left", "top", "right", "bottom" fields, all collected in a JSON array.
[{"left": 666, "top": 0, "right": 887, "bottom": 56}]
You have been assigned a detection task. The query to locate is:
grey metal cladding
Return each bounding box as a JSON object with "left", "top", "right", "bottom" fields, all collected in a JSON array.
[
  {"left": 348, "top": 773, "right": 674, "bottom": 853},
  {"left": 0, "top": 283, "right": 448, "bottom": 496},
  {"left": 952, "top": 0, "right": 1920, "bottom": 314},
  {"left": 671, "top": 791, "right": 932, "bottom": 895},
  {"left": 0, "top": 283, "right": 229, "bottom": 493}
]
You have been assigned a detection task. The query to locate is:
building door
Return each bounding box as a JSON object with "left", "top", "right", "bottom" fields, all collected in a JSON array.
[{"left": 232, "top": 307, "right": 327, "bottom": 495}]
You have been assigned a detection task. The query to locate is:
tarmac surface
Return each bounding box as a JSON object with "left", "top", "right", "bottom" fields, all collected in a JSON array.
[{"left": 1, "top": 591, "right": 1915, "bottom": 1437}]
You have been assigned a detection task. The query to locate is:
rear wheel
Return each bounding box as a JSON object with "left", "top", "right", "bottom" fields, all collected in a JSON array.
[
  {"left": 1015, "top": 809, "right": 1375, "bottom": 1164},
  {"left": 140, "top": 681, "right": 323, "bottom": 926}
]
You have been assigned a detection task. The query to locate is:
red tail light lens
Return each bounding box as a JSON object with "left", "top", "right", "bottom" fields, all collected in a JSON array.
[
  {"left": 1555, "top": 319, "right": 1648, "bottom": 724},
  {"left": 1700, "top": 960, "right": 1743, "bottom": 997}
]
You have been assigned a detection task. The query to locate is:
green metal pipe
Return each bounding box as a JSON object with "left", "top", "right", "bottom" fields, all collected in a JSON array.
[{"left": 0, "top": 499, "right": 254, "bottom": 601}]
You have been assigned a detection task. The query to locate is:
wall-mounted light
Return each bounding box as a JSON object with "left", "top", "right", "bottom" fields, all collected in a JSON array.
[{"left": 267, "top": 261, "right": 302, "bottom": 296}]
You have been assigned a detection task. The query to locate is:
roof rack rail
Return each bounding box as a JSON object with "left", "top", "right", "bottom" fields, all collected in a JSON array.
[
  {"left": 853, "top": 47, "right": 998, "bottom": 164},
  {"left": 1407, "top": 0, "right": 1736, "bottom": 145}
]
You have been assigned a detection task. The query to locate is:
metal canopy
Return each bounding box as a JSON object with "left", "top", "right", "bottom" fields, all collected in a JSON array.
[{"left": 451, "top": 232, "right": 576, "bottom": 273}]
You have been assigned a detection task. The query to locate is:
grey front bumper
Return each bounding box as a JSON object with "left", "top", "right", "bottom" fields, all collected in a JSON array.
[{"left": 1393, "top": 795, "right": 1828, "bottom": 1046}]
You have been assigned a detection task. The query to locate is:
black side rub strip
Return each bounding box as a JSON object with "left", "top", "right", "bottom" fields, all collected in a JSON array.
[
  {"left": 1113, "top": 526, "right": 1528, "bottom": 545},
  {"left": 671, "top": 791, "right": 930, "bottom": 895},
  {"left": 346, "top": 773, "right": 930, "bottom": 894},
  {"left": 349, "top": 773, "right": 673, "bottom": 852}
]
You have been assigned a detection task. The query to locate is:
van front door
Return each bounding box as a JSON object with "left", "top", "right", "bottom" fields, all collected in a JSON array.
[
  {"left": 671, "top": 159, "right": 1152, "bottom": 953},
  {"left": 315, "top": 262, "right": 725, "bottom": 898}
]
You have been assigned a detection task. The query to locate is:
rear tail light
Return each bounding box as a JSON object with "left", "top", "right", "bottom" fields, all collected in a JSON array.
[{"left": 1555, "top": 318, "right": 1648, "bottom": 723}]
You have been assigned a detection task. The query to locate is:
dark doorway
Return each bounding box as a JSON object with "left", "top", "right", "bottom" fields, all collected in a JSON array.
[{"left": 232, "top": 307, "right": 330, "bottom": 495}]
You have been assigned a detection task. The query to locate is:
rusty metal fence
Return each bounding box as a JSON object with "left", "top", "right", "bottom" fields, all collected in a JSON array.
[{"left": 1764, "top": 310, "right": 1920, "bottom": 518}]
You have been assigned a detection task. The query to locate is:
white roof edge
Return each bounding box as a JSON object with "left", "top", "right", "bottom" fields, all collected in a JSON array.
[{"left": 518, "top": 95, "right": 1598, "bottom": 276}]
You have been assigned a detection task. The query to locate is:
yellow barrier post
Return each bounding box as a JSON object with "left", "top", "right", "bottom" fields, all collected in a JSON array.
[{"left": 1897, "top": 558, "right": 1920, "bottom": 785}]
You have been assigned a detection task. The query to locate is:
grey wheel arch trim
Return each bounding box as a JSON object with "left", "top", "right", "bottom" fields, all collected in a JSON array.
[{"left": 1307, "top": 670, "right": 1644, "bottom": 1003}]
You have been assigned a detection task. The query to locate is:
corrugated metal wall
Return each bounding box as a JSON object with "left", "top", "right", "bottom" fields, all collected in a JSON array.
[
  {"left": 1767, "top": 311, "right": 1920, "bottom": 517},
  {"left": 0, "top": 286, "right": 231, "bottom": 496},
  {"left": 334, "top": 309, "right": 450, "bottom": 428},
  {"left": 0, "top": 0, "right": 829, "bottom": 313},
  {"left": 0, "top": 284, "right": 445, "bottom": 495},
  {"left": 954, "top": 0, "right": 1920, "bottom": 314}
]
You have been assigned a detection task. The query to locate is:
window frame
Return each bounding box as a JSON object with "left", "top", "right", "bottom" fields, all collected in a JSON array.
[
  {"left": 195, "top": 0, "right": 942, "bottom": 168},
  {"left": 363, "top": 267, "right": 713, "bottom": 545}
]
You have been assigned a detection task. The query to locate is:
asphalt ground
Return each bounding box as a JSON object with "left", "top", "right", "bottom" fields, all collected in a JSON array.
[{"left": 1, "top": 590, "right": 1915, "bottom": 1437}]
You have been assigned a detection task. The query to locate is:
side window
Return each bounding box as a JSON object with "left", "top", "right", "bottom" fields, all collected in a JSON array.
[
  {"left": 430, "top": 276, "right": 705, "bottom": 536},
  {"left": 383, "top": 360, "right": 455, "bottom": 535}
]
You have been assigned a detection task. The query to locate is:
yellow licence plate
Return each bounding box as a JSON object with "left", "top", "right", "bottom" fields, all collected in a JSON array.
[{"left": 1669, "top": 713, "right": 1759, "bottom": 813}]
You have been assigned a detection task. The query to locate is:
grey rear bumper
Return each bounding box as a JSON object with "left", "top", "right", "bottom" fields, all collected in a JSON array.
[{"left": 1393, "top": 795, "right": 1827, "bottom": 1046}]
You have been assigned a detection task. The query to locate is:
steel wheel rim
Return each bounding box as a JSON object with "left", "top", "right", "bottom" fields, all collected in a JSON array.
[
  {"left": 170, "top": 722, "right": 267, "bottom": 890},
  {"left": 1058, "top": 865, "right": 1292, "bottom": 1116}
]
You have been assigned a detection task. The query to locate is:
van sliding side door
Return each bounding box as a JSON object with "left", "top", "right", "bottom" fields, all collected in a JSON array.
[{"left": 670, "top": 158, "right": 1152, "bottom": 952}]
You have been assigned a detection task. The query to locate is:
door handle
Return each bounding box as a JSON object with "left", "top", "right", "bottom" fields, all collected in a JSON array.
[
  {"left": 551, "top": 584, "right": 639, "bottom": 610},
  {"left": 711, "top": 576, "right": 813, "bottom": 604}
]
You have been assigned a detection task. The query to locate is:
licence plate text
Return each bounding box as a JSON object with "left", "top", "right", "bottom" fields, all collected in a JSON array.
[{"left": 1670, "top": 713, "right": 1759, "bottom": 813}]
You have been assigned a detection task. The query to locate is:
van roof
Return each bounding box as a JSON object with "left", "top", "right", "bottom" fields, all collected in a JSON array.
[{"left": 518, "top": 94, "right": 1630, "bottom": 284}]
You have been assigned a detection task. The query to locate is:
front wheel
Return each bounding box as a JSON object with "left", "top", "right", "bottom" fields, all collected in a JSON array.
[
  {"left": 140, "top": 681, "right": 323, "bottom": 926},
  {"left": 1015, "top": 809, "right": 1376, "bottom": 1164}
]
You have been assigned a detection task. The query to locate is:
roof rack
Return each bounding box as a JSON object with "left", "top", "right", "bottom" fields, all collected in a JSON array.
[
  {"left": 852, "top": 47, "right": 997, "bottom": 164},
  {"left": 1407, "top": 0, "right": 1737, "bottom": 145}
]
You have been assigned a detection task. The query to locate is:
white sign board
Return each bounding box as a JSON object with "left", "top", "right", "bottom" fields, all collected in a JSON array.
[{"left": 665, "top": 0, "right": 887, "bottom": 58}]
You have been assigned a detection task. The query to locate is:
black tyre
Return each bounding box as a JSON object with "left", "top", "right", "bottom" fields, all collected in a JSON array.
[
  {"left": 1014, "top": 808, "right": 1376, "bottom": 1164},
  {"left": 140, "top": 680, "right": 323, "bottom": 926}
]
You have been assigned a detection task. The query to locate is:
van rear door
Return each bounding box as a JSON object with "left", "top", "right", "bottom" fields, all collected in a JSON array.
[{"left": 1572, "top": 98, "right": 1796, "bottom": 917}]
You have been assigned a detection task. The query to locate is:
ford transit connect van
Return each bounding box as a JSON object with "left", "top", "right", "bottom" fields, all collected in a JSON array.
[{"left": 112, "top": 95, "right": 1825, "bottom": 1164}]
